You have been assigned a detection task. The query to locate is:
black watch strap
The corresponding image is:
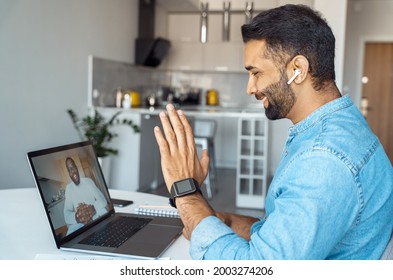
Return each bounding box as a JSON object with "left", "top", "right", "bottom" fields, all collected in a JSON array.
[{"left": 169, "top": 189, "right": 203, "bottom": 209}]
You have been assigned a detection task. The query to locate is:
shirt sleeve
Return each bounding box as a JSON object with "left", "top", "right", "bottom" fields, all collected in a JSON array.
[
  {"left": 87, "top": 179, "right": 108, "bottom": 218},
  {"left": 190, "top": 149, "right": 359, "bottom": 259},
  {"left": 63, "top": 184, "right": 77, "bottom": 225},
  {"left": 190, "top": 216, "right": 244, "bottom": 259}
]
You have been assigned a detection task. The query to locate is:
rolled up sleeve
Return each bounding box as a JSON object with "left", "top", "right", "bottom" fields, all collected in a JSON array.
[{"left": 190, "top": 216, "right": 266, "bottom": 259}]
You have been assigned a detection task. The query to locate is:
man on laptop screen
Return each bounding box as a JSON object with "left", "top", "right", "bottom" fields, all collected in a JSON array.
[{"left": 64, "top": 157, "right": 109, "bottom": 235}]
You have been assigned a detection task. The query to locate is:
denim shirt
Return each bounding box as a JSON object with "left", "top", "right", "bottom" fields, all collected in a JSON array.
[{"left": 190, "top": 95, "right": 393, "bottom": 259}]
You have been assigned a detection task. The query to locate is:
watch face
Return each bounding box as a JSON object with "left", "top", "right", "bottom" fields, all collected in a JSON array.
[
  {"left": 173, "top": 178, "right": 197, "bottom": 197},
  {"left": 170, "top": 179, "right": 201, "bottom": 207},
  {"left": 176, "top": 179, "right": 194, "bottom": 193}
]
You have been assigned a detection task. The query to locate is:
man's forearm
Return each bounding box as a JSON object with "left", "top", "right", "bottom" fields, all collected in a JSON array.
[
  {"left": 176, "top": 192, "right": 216, "bottom": 239},
  {"left": 216, "top": 212, "right": 259, "bottom": 240},
  {"left": 176, "top": 193, "right": 259, "bottom": 241}
]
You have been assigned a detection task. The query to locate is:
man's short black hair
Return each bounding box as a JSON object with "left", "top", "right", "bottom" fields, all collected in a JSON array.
[{"left": 241, "top": 4, "right": 336, "bottom": 91}]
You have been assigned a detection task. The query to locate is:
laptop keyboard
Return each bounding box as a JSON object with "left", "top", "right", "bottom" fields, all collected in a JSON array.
[{"left": 79, "top": 216, "right": 152, "bottom": 248}]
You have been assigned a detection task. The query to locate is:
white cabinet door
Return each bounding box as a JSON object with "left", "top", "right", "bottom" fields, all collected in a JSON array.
[
  {"left": 203, "top": 42, "right": 244, "bottom": 72},
  {"left": 165, "top": 41, "right": 204, "bottom": 71},
  {"left": 168, "top": 14, "right": 200, "bottom": 42},
  {"left": 236, "top": 116, "right": 269, "bottom": 209},
  {"left": 204, "top": 0, "right": 314, "bottom": 11},
  {"left": 165, "top": 9, "right": 245, "bottom": 72}
]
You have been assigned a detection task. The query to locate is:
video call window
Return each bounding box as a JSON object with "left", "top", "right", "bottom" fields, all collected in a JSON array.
[{"left": 31, "top": 145, "right": 110, "bottom": 239}]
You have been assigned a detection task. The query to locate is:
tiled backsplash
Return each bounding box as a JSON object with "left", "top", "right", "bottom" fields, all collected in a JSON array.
[{"left": 89, "top": 56, "right": 253, "bottom": 108}]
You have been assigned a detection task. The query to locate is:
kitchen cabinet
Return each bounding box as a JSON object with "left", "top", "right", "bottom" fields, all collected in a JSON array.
[
  {"left": 203, "top": 42, "right": 243, "bottom": 71},
  {"left": 198, "top": 0, "right": 277, "bottom": 12},
  {"left": 164, "top": 12, "right": 244, "bottom": 72},
  {"left": 138, "top": 114, "right": 165, "bottom": 192},
  {"left": 165, "top": 42, "right": 204, "bottom": 71},
  {"left": 161, "top": 0, "right": 314, "bottom": 71},
  {"left": 167, "top": 13, "right": 200, "bottom": 42},
  {"left": 160, "top": 0, "right": 314, "bottom": 12},
  {"left": 236, "top": 116, "right": 268, "bottom": 209}
]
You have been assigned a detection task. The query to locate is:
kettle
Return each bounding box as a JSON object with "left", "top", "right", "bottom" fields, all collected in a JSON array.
[{"left": 146, "top": 95, "right": 159, "bottom": 107}]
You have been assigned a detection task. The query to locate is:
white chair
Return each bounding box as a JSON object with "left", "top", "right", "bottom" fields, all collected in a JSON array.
[
  {"left": 194, "top": 119, "right": 217, "bottom": 200},
  {"left": 380, "top": 231, "right": 393, "bottom": 260}
]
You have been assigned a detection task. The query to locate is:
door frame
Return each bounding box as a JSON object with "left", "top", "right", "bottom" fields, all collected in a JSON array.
[{"left": 355, "top": 35, "right": 393, "bottom": 107}]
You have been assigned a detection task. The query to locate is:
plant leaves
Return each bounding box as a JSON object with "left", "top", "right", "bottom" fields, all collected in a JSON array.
[{"left": 67, "top": 109, "right": 140, "bottom": 157}]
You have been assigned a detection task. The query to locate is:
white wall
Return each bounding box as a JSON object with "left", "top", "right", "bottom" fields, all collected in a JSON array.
[
  {"left": 314, "top": 0, "right": 347, "bottom": 91},
  {"left": 0, "top": 0, "right": 138, "bottom": 189},
  {"left": 343, "top": 0, "right": 393, "bottom": 105}
]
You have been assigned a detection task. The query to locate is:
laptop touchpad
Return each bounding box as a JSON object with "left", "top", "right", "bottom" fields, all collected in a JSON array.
[{"left": 116, "top": 225, "right": 182, "bottom": 256}]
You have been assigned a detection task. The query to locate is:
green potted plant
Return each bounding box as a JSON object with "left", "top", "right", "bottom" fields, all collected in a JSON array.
[{"left": 67, "top": 109, "right": 140, "bottom": 158}]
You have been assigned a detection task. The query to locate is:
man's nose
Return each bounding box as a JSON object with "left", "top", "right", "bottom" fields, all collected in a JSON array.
[{"left": 246, "top": 77, "right": 257, "bottom": 96}]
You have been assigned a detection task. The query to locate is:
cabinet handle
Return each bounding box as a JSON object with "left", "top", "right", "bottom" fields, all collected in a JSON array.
[
  {"left": 223, "top": 2, "right": 231, "bottom": 42},
  {"left": 200, "top": 2, "right": 208, "bottom": 43},
  {"left": 245, "top": 2, "right": 254, "bottom": 24}
]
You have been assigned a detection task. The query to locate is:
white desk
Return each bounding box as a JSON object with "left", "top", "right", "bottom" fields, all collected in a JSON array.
[{"left": 0, "top": 188, "right": 191, "bottom": 260}]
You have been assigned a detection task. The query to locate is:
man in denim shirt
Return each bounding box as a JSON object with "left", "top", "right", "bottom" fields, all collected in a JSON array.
[{"left": 154, "top": 4, "right": 393, "bottom": 259}]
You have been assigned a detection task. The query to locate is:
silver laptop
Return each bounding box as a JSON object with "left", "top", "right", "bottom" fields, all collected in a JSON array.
[{"left": 27, "top": 141, "right": 183, "bottom": 259}]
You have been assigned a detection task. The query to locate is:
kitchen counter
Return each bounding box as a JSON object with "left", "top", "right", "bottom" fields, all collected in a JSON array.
[{"left": 97, "top": 104, "right": 265, "bottom": 118}]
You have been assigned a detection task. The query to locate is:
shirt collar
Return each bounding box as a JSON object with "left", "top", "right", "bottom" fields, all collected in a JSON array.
[{"left": 288, "top": 95, "right": 353, "bottom": 136}]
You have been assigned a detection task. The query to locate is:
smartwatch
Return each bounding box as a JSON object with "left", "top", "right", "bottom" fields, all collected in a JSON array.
[{"left": 169, "top": 178, "right": 202, "bottom": 208}]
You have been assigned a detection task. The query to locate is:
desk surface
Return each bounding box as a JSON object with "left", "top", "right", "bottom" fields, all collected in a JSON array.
[{"left": 0, "top": 188, "right": 191, "bottom": 260}]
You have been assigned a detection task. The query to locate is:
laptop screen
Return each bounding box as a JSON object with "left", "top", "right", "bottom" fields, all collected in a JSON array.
[{"left": 27, "top": 141, "right": 113, "bottom": 245}]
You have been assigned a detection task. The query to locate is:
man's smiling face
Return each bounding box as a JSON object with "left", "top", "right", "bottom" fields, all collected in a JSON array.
[
  {"left": 244, "top": 40, "right": 296, "bottom": 120},
  {"left": 66, "top": 158, "right": 80, "bottom": 185}
]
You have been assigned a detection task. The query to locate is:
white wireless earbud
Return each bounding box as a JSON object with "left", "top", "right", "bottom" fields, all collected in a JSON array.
[{"left": 287, "top": 69, "right": 301, "bottom": 85}]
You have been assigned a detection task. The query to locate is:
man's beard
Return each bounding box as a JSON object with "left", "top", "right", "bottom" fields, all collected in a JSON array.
[
  {"left": 257, "top": 74, "right": 296, "bottom": 120},
  {"left": 71, "top": 172, "right": 80, "bottom": 185}
]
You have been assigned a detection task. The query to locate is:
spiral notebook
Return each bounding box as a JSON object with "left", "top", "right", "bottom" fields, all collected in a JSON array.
[{"left": 135, "top": 204, "right": 180, "bottom": 218}]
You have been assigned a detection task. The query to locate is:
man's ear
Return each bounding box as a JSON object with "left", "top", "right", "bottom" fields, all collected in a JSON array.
[{"left": 287, "top": 55, "right": 309, "bottom": 84}]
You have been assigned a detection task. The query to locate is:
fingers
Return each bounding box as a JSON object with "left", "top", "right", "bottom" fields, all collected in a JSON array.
[
  {"left": 154, "top": 104, "right": 205, "bottom": 190},
  {"left": 154, "top": 125, "right": 170, "bottom": 156},
  {"left": 157, "top": 105, "right": 196, "bottom": 154},
  {"left": 195, "top": 149, "right": 210, "bottom": 185},
  {"left": 162, "top": 104, "right": 188, "bottom": 151},
  {"left": 199, "top": 149, "right": 210, "bottom": 176},
  {"left": 158, "top": 110, "right": 176, "bottom": 153},
  {"left": 177, "top": 109, "right": 195, "bottom": 147}
]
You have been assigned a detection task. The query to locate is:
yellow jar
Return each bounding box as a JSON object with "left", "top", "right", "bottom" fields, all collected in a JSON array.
[
  {"left": 130, "top": 91, "right": 140, "bottom": 107},
  {"left": 206, "top": 89, "right": 219, "bottom": 106}
]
